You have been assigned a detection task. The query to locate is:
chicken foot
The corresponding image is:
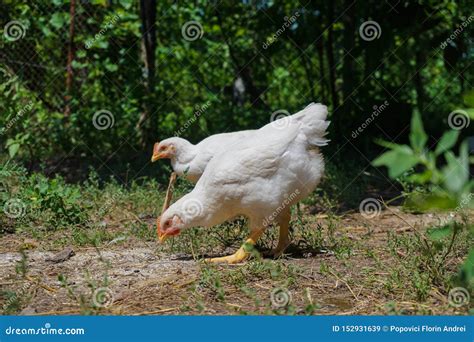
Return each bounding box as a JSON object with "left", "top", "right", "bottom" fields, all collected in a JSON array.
[
  {"left": 156, "top": 172, "right": 177, "bottom": 238},
  {"left": 207, "top": 228, "right": 265, "bottom": 264}
]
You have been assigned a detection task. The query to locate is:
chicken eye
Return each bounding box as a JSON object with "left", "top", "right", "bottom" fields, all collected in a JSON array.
[{"left": 164, "top": 219, "right": 171, "bottom": 228}]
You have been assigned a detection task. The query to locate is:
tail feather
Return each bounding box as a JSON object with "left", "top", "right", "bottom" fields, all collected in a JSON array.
[{"left": 293, "top": 103, "right": 330, "bottom": 146}]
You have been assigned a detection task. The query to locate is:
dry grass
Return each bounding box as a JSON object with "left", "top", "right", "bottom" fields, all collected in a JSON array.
[{"left": 0, "top": 205, "right": 471, "bottom": 316}]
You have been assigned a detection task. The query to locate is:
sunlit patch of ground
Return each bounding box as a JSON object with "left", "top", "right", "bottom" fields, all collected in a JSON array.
[{"left": 0, "top": 206, "right": 470, "bottom": 315}]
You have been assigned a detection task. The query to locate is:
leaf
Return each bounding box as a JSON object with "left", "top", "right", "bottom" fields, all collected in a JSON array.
[
  {"left": 8, "top": 143, "right": 20, "bottom": 158},
  {"left": 119, "top": 0, "right": 133, "bottom": 9},
  {"left": 105, "top": 63, "right": 118, "bottom": 72},
  {"left": 462, "top": 89, "right": 474, "bottom": 107},
  {"left": 409, "top": 111, "right": 428, "bottom": 152},
  {"left": 427, "top": 225, "right": 453, "bottom": 240},
  {"left": 434, "top": 130, "right": 458, "bottom": 156},
  {"left": 405, "top": 169, "right": 432, "bottom": 184},
  {"left": 404, "top": 191, "right": 458, "bottom": 211},
  {"left": 442, "top": 141, "right": 469, "bottom": 193},
  {"left": 458, "top": 248, "right": 474, "bottom": 288},
  {"left": 50, "top": 13, "right": 66, "bottom": 29},
  {"left": 372, "top": 145, "right": 419, "bottom": 178}
]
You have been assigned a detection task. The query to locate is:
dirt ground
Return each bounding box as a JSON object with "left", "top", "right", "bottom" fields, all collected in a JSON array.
[{"left": 0, "top": 206, "right": 470, "bottom": 316}]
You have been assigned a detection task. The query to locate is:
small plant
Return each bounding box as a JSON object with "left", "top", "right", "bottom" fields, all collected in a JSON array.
[
  {"left": 373, "top": 111, "right": 473, "bottom": 297},
  {"left": 23, "top": 174, "right": 88, "bottom": 228},
  {"left": 373, "top": 111, "right": 472, "bottom": 208}
]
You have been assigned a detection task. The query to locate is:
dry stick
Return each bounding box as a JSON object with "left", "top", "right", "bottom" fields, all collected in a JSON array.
[
  {"left": 32, "top": 309, "right": 79, "bottom": 316},
  {"left": 131, "top": 308, "right": 178, "bottom": 315},
  {"left": 25, "top": 275, "right": 57, "bottom": 293},
  {"left": 328, "top": 269, "right": 359, "bottom": 301},
  {"left": 162, "top": 172, "right": 177, "bottom": 213},
  {"left": 157, "top": 172, "right": 177, "bottom": 238}
]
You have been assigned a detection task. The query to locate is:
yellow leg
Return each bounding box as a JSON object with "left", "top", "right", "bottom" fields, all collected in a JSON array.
[
  {"left": 207, "top": 229, "right": 265, "bottom": 264},
  {"left": 271, "top": 208, "right": 291, "bottom": 258}
]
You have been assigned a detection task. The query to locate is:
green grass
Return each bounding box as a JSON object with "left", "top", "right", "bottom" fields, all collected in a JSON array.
[{"left": 0, "top": 160, "right": 472, "bottom": 315}]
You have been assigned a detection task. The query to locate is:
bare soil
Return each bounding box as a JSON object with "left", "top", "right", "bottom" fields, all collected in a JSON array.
[{"left": 0, "top": 206, "right": 469, "bottom": 316}]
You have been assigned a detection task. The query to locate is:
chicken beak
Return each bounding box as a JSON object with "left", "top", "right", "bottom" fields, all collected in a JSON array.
[
  {"left": 151, "top": 142, "right": 166, "bottom": 162},
  {"left": 156, "top": 216, "right": 172, "bottom": 243},
  {"left": 151, "top": 152, "right": 166, "bottom": 162},
  {"left": 156, "top": 216, "right": 165, "bottom": 242},
  {"left": 158, "top": 232, "right": 170, "bottom": 243}
]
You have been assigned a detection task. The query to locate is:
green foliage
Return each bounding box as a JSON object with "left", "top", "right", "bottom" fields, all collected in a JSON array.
[
  {"left": 373, "top": 112, "right": 472, "bottom": 207},
  {"left": 373, "top": 112, "right": 473, "bottom": 293},
  {"left": 0, "top": 1, "right": 472, "bottom": 165},
  {"left": 23, "top": 174, "right": 88, "bottom": 227}
]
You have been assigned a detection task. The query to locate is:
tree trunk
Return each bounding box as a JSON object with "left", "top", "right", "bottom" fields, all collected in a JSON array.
[
  {"left": 414, "top": 50, "right": 426, "bottom": 111},
  {"left": 137, "top": 0, "right": 157, "bottom": 147},
  {"left": 300, "top": 52, "right": 315, "bottom": 100},
  {"left": 341, "top": 0, "right": 356, "bottom": 114},
  {"left": 214, "top": 8, "right": 268, "bottom": 110},
  {"left": 326, "top": 1, "right": 338, "bottom": 109},
  {"left": 64, "top": 0, "right": 76, "bottom": 117},
  {"left": 316, "top": 39, "right": 327, "bottom": 101}
]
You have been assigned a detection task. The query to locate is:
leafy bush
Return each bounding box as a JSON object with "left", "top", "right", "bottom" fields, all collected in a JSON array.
[{"left": 373, "top": 112, "right": 473, "bottom": 292}]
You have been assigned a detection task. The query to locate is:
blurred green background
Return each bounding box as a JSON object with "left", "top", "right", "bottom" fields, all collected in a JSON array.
[{"left": 0, "top": 0, "right": 472, "bottom": 183}]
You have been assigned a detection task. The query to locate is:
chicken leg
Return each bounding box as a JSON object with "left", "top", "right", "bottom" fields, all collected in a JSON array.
[
  {"left": 207, "top": 228, "right": 265, "bottom": 264},
  {"left": 156, "top": 172, "right": 177, "bottom": 238},
  {"left": 271, "top": 207, "right": 291, "bottom": 258}
]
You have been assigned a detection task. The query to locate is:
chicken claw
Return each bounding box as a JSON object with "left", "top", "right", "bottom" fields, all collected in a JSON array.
[
  {"left": 206, "top": 247, "right": 250, "bottom": 264},
  {"left": 206, "top": 229, "right": 264, "bottom": 264}
]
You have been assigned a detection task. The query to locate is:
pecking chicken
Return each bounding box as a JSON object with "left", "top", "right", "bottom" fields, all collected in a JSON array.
[{"left": 157, "top": 103, "right": 330, "bottom": 263}]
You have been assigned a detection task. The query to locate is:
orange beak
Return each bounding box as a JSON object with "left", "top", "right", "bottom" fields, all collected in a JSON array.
[
  {"left": 156, "top": 216, "right": 181, "bottom": 243},
  {"left": 151, "top": 142, "right": 167, "bottom": 162},
  {"left": 156, "top": 216, "right": 167, "bottom": 243}
]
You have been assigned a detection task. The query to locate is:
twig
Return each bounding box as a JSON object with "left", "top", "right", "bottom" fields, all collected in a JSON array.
[
  {"left": 25, "top": 275, "right": 57, "bottom": 293},
  {"left": 131, "top": 308, "right": 177, "bottom": 315},
  {"left": 328, "top": 269, "right": 359, "bottom": 301}
]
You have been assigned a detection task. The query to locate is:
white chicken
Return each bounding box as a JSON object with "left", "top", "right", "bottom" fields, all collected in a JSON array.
[
  {"left": 151, "top": 130, "right": 254, "bottom": 183},
  {"left": 157, "top": 103, "right": 330, "bottom": 263}
]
